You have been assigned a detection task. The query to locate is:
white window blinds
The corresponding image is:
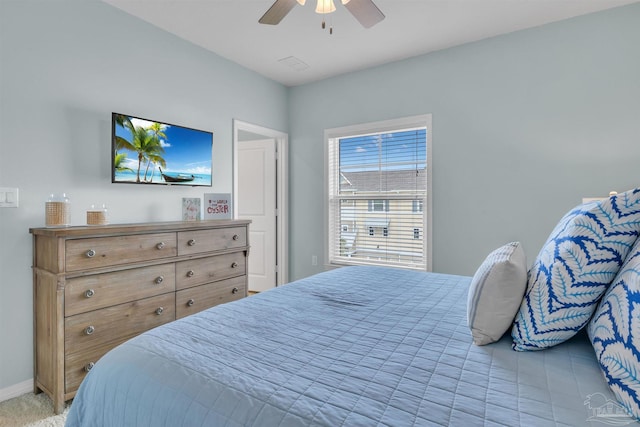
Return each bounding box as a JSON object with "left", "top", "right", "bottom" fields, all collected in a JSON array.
[{"left": 327, "top": 125, "right": 428, "bottom": 270}]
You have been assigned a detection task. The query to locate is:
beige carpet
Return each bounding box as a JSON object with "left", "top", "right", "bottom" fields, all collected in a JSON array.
[{"left": 0, "top": 393, "right": 67, "bottom": 427}]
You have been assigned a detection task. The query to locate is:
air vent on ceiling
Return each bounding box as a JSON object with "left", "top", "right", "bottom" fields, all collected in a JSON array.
[{"left": 278, "top": 56, "right": 310, "bottom": 71}]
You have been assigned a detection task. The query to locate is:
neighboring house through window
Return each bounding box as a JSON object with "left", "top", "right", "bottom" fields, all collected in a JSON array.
[{"left": 326, "top": 115, "right": 432, "bottom": 271}]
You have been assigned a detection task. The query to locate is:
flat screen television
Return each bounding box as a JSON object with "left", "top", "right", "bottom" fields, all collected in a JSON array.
[{"left": 112, "top": 113, "right": 213, "bottom": 186}]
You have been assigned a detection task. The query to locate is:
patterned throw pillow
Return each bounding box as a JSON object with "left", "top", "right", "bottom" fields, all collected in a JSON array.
[
  {"left": 512, "top": 188, "right": 640, "bottom": 351},
  {"left": 588, "top": 238, "right": 640, "bottom": 420},
  {"left": 467, "top": 242, "right": 527, "bottom": 345}
]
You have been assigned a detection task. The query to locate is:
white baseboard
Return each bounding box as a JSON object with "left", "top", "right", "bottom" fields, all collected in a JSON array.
[{"left": 0, "top": 379, "right": 33, "bottom": 403}]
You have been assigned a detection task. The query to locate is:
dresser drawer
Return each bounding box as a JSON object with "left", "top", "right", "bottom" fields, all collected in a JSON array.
[
  {"left": 177, "top": 227, "right": 247, "bottom": 256},
  {"left": 65, "top": 264, "right": 176, "bottom": 317},
  {"left": 65, "top": 233, "right": 177, "bottom": 272},
  {"left": 64, "top": 338, "right": 128, "bottom": 393},
  {"left": 176, "top": 276, "right": 246, "bottom": 319},
  {"left": 176, "top": 252, "right": 246, "bottom": 290},
  {"left": 64, "top": 293, "right": 175, "bottom": 359}
]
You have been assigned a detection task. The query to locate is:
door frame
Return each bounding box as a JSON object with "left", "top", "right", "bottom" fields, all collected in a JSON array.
[{"left": 233, "top": 119, "right": 289, "bottom": 286}]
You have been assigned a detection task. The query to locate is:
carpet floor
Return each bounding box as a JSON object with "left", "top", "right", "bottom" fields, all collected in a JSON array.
[{"left": 0, "top": 393, "right": 67, "bottom": 427}]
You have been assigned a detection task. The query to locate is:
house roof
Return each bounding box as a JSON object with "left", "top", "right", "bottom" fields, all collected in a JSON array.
[{"left": 340, "top": 170, "right": 426, "bottom": 193}]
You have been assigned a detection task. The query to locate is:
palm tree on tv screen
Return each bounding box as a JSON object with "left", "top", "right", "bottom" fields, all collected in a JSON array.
[
  {"left": 144, "top": 122, "right": 168, "bottom": 182},
  {"left": 113, "top": 152, "right": 134, "bottom": 174},
  {"left": 113, "top": 114, "right": 136, "bottom": 176},
  {"left": 113, "top": 114, "right": 135, "bottom": 152},
  {"left": 145, "top": 153, "right": 167, "bottom": 183},
  {"left": 130, "top": 126, "right": 165, "bottom": 182}
]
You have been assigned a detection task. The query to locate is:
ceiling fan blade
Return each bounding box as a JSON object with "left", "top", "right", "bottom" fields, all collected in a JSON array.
[
  {"left": 344, "top": 0, "right": 385, "bottom": 28},
  {"left": 259, "top": 0, "right": 298, "bottom": 25}
]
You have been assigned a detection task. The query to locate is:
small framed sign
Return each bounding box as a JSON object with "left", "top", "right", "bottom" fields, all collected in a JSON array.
[
  {"left": 182, "top": 198, "right": 201, "bottom": 221},
  {"left": 204, "top": 193, "right": 232, "bottom": 219}
]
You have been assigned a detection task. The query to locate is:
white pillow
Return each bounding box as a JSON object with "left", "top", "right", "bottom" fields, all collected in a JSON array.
[{"left": 467, "top": 242, "right": 527, "bottom": 345}]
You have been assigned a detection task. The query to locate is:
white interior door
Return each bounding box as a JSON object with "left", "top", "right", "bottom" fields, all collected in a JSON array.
[{"left": 237, "top": 139, "right": 277, "bottom": 292}]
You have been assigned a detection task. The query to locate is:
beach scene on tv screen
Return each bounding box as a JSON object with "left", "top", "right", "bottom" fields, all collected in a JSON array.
[{"left": 113, "top": 114, "right": 212, "bottom": 186}]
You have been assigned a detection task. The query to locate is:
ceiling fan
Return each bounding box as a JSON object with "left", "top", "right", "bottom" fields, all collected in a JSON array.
[{"left": 259, "top": 0, "right": 385, "bottom": 29}]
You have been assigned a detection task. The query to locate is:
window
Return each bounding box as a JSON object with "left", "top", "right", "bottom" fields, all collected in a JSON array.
[
  {"left": 368, "top": 200, "right": 389, "bottom": 212},
  {"left": 326, "top": 115, "right": 432, "bottom": 270}
]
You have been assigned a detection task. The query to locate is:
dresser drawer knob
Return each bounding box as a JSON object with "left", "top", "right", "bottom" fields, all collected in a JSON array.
[
  {"left": 231, "top": 262, "right": 238, "bottom": 269},
  {"left": 84, "top": 325, "right": 95, "bottom": 335},
  {"left": 84, "top": 362, "right": 95, "bottom": 372},
  {"left": 156, "top": 242, "right": 165, "bottom": 250},
  {"left": 155, "top": 276, "right": 164, "bottom": 285},
  {"left": 155, "top": 307, "right": 164, "bottom": 315},
  {"left": 232, "top": 234, "right": 239, "bottom": 241},
  {"left": 187, "top": 239, "right": 196, "bottom": 246},
  {"left": 232, "top": 287, "right": 239, "bottom": 294},
  {"left": 86, "top": 249, "right": 96, "bottom": 258},
  {"left": 187, "top": 299, "right": 195, "bottom": 307},
  {"left": 84, "top": 289, "right": 95, "bottom": 298},
  {"left": 186, "top": 270, "right": 195, "bottom": 278}
]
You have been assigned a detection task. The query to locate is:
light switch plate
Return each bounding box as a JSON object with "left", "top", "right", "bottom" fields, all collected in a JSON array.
[{"left": 0, "top": 188, "right": 19, "bottom": 208}]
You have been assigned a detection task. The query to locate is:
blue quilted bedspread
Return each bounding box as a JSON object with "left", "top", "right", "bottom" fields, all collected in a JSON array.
[{"left": 65, "top": 266, "right": 636, "bottom": 426}]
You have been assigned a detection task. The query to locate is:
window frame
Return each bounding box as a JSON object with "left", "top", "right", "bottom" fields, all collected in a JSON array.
[{"left": 324, "top": 114, "right": 433, "bottom": 271}]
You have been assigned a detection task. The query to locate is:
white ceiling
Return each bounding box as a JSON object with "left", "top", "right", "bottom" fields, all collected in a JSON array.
[{"left": 103, "top": 0, "right": 638, "bottom": 87}]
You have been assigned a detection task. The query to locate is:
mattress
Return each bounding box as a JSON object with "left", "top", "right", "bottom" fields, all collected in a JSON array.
[{"left": 65, "top": 266, "right": 638, "bottom": 426}]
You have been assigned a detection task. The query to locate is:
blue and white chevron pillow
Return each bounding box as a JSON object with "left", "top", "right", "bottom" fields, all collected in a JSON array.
[
  {"left": 512, "top": 188, "right": 640, "bottom": 351},
  {"left": 588, "top": 238, "right": 640, "bottom": 420}
]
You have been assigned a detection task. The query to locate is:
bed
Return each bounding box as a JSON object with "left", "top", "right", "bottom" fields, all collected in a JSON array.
[{"left": 65, "top": 266, "right": 639, "bottom": 426}]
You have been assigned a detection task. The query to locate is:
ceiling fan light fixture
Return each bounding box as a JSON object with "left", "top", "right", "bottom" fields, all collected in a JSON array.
[
  {"left": 315, "top": 0, "right": 336, "bottom": 14},
  {"left": 259, "top": 0, "right": 384, "bottom": 29}
]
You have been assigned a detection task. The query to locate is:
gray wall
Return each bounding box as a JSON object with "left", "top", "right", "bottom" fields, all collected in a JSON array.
[
  {"left": 288, "top": 3, "right": 640, "bottom": 280},
  {"left": 0, "top": 0, "right": 288, "bottom": 390}
]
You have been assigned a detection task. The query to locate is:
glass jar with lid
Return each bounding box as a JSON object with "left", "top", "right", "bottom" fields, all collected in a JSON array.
[
  {"left": 86, "top": 203, "right": 108, "bottom": 225},
  {"left": 45, "top": 193, "right": 71, "bottom": 227}
]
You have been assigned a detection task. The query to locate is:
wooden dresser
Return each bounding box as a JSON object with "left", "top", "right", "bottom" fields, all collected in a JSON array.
[{"left": 30, "top": 220, "right": 250, "bottom": 414}]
